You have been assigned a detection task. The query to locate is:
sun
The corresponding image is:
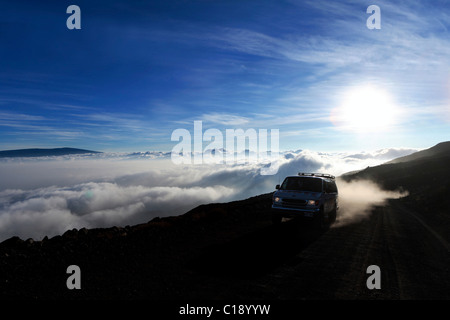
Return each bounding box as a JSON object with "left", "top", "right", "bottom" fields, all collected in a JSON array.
[{"left": 331, "top": 85, "right": 399, "bottom": 133}]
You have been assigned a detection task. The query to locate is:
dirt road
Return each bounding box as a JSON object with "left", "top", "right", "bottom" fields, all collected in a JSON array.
[{"left": 187, "top": 200, "right": 450, "bottom": 300}]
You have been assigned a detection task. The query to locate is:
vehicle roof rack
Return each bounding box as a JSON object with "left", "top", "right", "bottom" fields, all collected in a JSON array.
[{"left": 298, "top": 172, "right": 335, "bottom": 179}]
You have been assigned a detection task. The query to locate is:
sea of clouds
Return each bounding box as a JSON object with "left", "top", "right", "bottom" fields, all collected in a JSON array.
[{"left": 0, "top": 147, "right": 416, "bottom": 242}]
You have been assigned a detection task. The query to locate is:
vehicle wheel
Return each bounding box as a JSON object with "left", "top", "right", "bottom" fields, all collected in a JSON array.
[
  {"left": 314, "top": 208, "right": 326, "bottom": 231},
  {"left": 328, "top": 207, "right": 337, "bottom": 224},
  {"left": 272, "top": 214, "right": 282, "bottom": 225}
]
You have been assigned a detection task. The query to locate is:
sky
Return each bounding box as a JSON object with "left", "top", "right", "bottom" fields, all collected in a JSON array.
[{"left": 0, "top": 0, "right": 449, "bottom": 153}]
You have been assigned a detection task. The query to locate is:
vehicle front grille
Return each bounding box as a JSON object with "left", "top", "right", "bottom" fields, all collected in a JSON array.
[{"left": 281, "top": 198, "right": 307, "bottom": 208}]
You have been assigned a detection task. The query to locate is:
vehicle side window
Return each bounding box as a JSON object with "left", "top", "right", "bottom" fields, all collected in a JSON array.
[
  {"left": 281, "top": 179, "right": 289, "bottom": 190},
  {"left": 325, "top": 181, "right": 337, "bottom": 193},
  {"left": 324, "top": 181, "right": 337, "bottom": 193},
  {"left": 325, "top": 181, "right": 330, "bottom": 193},
  {"left": 331, "top": 182, "right": 338, "bottom": 193}
]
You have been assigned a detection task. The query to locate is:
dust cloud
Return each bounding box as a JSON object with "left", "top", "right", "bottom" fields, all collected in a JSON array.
[{"left": 335, "top": 178, "right": 408, "bottom": 225}]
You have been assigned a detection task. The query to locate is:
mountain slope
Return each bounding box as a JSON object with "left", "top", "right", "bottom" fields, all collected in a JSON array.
[
  {"left": 386, "top": 141, "right": 450, "bottom": 164},
  {"left": 341, "top": 141, "right": 450, "bottom": 193},
  {"left": 0, "top": 147, "right": 101, "bottom": 158}
]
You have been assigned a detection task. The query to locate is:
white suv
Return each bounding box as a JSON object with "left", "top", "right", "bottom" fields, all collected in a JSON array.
[{"left": 271, "top": 173, "right": 339, "bottom": 227}]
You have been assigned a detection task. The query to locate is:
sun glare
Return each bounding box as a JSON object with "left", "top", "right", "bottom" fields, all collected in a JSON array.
[{"left": 331, "top": 85, "right": 400, "bottom": 133}]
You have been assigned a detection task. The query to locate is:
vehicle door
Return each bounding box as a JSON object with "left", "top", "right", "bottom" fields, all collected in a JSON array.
[{"left": 323, "top": 180, "right": 335, "bottom": 213}]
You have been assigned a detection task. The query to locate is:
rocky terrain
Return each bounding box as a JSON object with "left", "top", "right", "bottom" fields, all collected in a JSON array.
[{"left": 0, "top": 193, "right": 275, "bottom": 300}]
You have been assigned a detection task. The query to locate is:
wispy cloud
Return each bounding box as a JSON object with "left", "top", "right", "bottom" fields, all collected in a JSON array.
[
  {"left": 201, "top": 113, "right": 250, "bottom": 126},
  {"left": 0, "top": 112, "right": 46, "bottom": 122}
]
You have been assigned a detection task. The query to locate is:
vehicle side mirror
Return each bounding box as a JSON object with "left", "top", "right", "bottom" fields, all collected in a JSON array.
[{"left": 275, "top": 184, "right": 280, "bottom": 190}]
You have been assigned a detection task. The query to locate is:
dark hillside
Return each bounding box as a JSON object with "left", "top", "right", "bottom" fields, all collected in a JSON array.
[{"left": 0, "top": 147, "right": 101, "bottom": 158}]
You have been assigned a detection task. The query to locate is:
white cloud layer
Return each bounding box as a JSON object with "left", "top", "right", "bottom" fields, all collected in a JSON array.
[{"left": 0, "top": 147, "right": 416, "bottom": 242}]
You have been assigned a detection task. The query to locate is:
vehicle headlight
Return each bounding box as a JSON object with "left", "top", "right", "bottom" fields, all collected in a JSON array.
[
  {"left": 274, "top": 197, "right": 281, "bottom": 202},
  {"left": 307, "top": 200, "right": 319, "bottom": 206}
]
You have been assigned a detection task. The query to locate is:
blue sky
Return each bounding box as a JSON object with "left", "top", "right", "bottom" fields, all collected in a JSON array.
[{"left": 0, "top": 0, "right": 449, "bottom": 152}]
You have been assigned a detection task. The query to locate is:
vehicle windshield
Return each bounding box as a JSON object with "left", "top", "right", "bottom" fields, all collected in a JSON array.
[{"left": 280, "top": 177, "right": 323, "bottom": 192}]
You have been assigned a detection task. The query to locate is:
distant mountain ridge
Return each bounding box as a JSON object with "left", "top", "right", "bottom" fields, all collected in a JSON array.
[
  {"left": 340, "top": 141, "right": 450, "bottom": 178},
  {"left": 386, "top": 141, "right": 450, "bottom": 164},
  {"left": 0, "top": 147, "right": 101, "bottom": 158}
]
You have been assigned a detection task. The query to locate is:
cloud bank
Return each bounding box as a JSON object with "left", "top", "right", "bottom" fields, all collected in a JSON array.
[{"left": 0, "top": 147, "right": 415, "bottom": 242}]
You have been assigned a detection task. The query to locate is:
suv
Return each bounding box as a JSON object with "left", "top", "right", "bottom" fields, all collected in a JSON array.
[{"left": 271, "top": 173, "right": 339, "bottom": 227}]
